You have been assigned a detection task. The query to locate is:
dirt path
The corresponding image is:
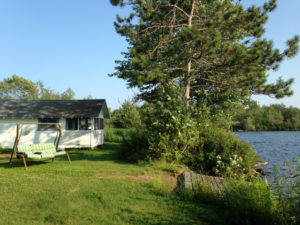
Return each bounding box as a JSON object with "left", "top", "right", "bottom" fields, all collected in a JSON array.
[
  {"left": 94, "top": 172, "right": 178, "bottom": 190},
  {"left": 95, "top": 174, "right": 153, "bottom": 181}
]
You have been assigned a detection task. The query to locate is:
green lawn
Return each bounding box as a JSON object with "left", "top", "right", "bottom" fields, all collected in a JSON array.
[{"left": 0, "top": 143, "right": 218, "bottom": 225}]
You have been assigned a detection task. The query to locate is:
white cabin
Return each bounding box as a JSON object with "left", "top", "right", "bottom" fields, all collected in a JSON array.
[{"left": 0, "top": 99, "right": 110, "bottom": 149}]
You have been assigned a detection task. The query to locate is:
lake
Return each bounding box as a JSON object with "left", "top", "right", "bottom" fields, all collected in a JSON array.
[{"left": 236, "top": 131, "right": 300, "bottom": 178}]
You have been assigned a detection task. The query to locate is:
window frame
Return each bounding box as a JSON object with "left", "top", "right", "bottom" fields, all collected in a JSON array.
[{"left": 38, "top": 118, "right": 59, "bottom": 131}]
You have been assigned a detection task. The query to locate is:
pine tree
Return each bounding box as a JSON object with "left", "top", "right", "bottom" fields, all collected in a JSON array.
[{"left": 110, "top": 0, "right": 299, "bottom": 106}]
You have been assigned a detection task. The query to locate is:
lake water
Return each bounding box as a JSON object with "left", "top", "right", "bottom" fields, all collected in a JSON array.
[{"left": 235, "top": 131, "right": 300, "bottom": 177}]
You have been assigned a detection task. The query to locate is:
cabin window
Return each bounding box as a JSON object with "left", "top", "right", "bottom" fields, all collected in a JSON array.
[
  {"left": 38, "top": 118, "right": 59, "bottom": 130},
  {"left": 66, "top": 118, "right": 78, "bottom": 130},
  {"left": 79, "top": 118, "right": 92, "bottom": 130},
  {"left": 94, "top": 118, "right": 104, "bottom": 130}
]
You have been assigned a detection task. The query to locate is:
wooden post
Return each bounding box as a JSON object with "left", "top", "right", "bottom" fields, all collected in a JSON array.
[
  {"left": 9, "top": 124, "right": 21, "bottom": 168},
  {"left": 66, "top": 152, "right": 71, "bottom": 164},
  {"left": 21, "top": 155, "right": 27, "bottom": 170}
]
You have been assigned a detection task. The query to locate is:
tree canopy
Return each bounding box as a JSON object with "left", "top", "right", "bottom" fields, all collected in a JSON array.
[
  {"left": 233, "top": 102, "right": 300, "bottom": 131},
  {"left": 0, "top": 75, "right": 75, "bottom": 100},
  {"left": 111, "top": 100, "right": 142, "bottom": 128},
  {"left": 110, "top": 0, "right": 299, "bottom": 106}
]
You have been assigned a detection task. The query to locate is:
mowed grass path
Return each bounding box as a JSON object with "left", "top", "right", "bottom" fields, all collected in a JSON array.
[{"left": 0, "top": 143, "right": 217, "bottom": 225}]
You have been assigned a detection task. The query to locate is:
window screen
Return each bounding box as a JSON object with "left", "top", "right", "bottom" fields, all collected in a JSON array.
[
  {"left": 79, "top": 118, "right": 92, "bottom": 130},
  {"left": 94, "top": 118, "right": 104, "bottom": 130},
  {"left": 66, "top": 118, "right": 78, "bottom": 130},
  {"left": 38, "top": 118, "right": 59, "bottom": 130}
]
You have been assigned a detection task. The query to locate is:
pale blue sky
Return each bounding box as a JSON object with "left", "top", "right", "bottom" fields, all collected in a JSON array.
[{"left": 0, "top": 0, "right": 299, "bottom": 110}]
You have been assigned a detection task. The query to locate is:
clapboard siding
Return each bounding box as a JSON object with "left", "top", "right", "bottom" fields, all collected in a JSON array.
[{"left": 0, "top": 119, "right": 104, "bottom": 149}]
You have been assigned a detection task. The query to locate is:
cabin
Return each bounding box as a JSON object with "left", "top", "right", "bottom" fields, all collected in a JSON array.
[{"left": 0, "top": 99, "right": 110, "bottom": 149}]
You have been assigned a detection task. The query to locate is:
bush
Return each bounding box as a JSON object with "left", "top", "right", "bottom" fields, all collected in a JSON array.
[
  {"left": 110, "top": 100, "right": 142, "bottom": 128},
  {"left": 182, "top": 126, "right": 257, "bottom": 178},
  {"left": 116, "top": 85, "right": 258, "bottom": 177},
  {"left": 0, "top": 145, "right": 11, "bottom": 154},
  {"left": 119, "top": 128, "right": 149, "bottom": 162},
  {"left": 104, "top": 128, "right": 135, "bottom": 143}
]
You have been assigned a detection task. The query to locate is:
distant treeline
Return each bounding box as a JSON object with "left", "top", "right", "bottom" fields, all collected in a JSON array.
[{"left": 233, "top": 103, "right": 300, "bottom": 131}]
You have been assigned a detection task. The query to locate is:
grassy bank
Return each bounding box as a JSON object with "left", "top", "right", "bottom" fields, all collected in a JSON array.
[{"left": 0, "top": 143, "right": 219, "bottom": 225}]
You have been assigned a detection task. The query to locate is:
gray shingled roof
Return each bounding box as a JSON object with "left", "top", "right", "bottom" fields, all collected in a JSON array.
[{"left": 0, "top": 99, "right": 110, "bottom": 119}]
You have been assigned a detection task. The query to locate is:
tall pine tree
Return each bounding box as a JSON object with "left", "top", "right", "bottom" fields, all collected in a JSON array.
[{"left": 110, "top": 0, "right": 299, "bottom": 106}]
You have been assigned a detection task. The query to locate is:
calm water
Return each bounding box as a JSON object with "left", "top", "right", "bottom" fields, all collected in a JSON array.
[{"left": 236, "top": 131, "right": 300, "bottom": 177}]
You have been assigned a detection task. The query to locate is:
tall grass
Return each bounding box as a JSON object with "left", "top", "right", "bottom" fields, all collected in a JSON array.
[
  {"left": 272, "top": 160, "right": 300, "bottom": 225},
  {"left": 178, "top": 173, "right": 300, "bottom": 225},
  {"left": 104, "top": 128, "right": 135, "bottom": 143},
  {"left": 188, "top": 179, "right": 277, "bottom": 225}
]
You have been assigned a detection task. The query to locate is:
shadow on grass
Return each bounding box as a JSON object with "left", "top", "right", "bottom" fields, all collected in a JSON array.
[
  {"left": 60, "top": 142, "right": 132, "bottom": 165},
  {"left": 0, "top": 158, "right": 50, "bottom": 169},
  {"left": 144, "top": 185, "right": 223, "bottom": 225}
]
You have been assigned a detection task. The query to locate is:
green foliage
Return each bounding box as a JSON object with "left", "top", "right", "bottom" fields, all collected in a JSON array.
[
  {"left": 272, "top": 159, "right": 300, "bottom": 224},
  {"left": 111, "top": 0, "right": 299, "bottom": 104},
  {"left": 109, "top": 0, "right": 299, "bottom": 178},
  {"left": 186, "top": 178, "right": 277, "bottom": 225},
  {"left": 104, "top": 128, "right": 135, "bottom": 143},
  {"left": 181, "top": 160, "right": 300, "bottom": 225},
  {"left": 120, "top": 128, "right": 150, "bottom": 162},
  {"left": 141, "top": 84, "right": 199, "bottom": 160},
  {"left": 118, "top": 84, "right": 257, "bottom": 177},
  {"left": 111, "top": 100, "right": 141, "bottom": 128},
  {"left": 233, "top": 102, "right": 300, "bottom": 131},
  {"left": 0, "top": 75, "right": 39, "bottom": 99},
  {"left": 0, "top": 75, "right": 75, "bottom": 100},
  {"left": 221, "top": 179, "right": 276, "bottom": 225},
  {"left": 182, "top": 126, "right": 257, "bottom": 177}
]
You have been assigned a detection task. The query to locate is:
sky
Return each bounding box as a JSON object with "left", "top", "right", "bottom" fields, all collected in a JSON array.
[{"left": 0, "top": 0, "right": 299, "bottom": 110}]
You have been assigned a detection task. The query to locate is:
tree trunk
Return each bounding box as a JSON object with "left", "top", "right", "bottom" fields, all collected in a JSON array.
[
  {"left": 185, "top": 0, "right": 195, "bottom": 107},
  {"left": 185, "top": 60, "right": 192, "bottom": 105}
]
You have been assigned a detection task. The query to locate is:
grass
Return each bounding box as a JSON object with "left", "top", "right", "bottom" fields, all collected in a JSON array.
[{"left": 0, "top": 142, "right": 218, "bottom": 225}]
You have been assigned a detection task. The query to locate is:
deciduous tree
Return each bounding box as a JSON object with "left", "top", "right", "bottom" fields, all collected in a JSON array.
[{"left": 0, "top": 75, "right": 75, "bottom": 100}]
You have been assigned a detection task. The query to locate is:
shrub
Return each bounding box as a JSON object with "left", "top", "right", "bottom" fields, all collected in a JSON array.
[
  {"left": 182, "top": 126, "right": 257, "bottom": 178},
  {"left": 111, "top": 100, "right": 142, "bottom": 128},
  {"left": 104, "top": 128, "right": 135, "bottom": 143},
  {"left": 119, "top": 128, "right": 149, "bottom": 162},
  {"left": 0, "top": 145, "right": 11, "bottom": 154},
  {"left": 117, "top": 85, "right": 258, "bottom": 177}
]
